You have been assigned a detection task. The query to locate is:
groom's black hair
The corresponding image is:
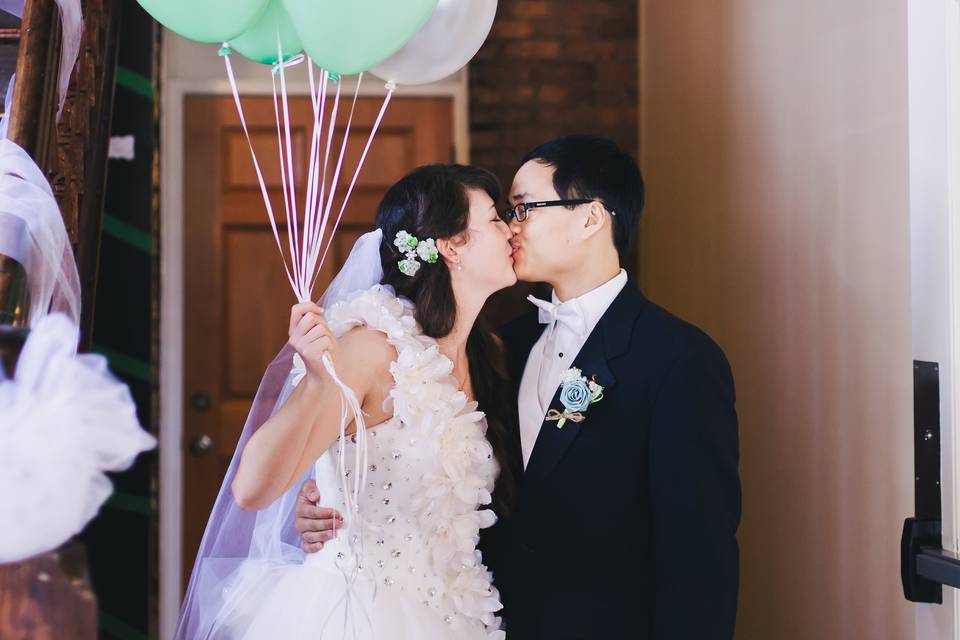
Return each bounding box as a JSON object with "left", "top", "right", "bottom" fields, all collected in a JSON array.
[{"left": 522, "top": 134, "right": 645, "bottom": 259}]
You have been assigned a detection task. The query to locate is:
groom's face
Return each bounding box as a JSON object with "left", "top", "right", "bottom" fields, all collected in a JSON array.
[{"left": 508, "top": 160, "right": 580, "bottom": 284}]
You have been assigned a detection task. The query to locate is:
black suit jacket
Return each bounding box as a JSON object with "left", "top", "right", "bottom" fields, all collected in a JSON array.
[{"left": 481, "top": 282, "right": 740, "bottom": 640}]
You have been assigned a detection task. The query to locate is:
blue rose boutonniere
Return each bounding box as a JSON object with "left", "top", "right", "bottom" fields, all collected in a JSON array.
[{"left": 546, "top": 367, "right": 605, "bottom": 428}]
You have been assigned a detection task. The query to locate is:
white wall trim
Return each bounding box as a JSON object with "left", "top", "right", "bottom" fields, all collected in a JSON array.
[
  {"left": 158, "top": 36, "right": 184, "bottom": 640},
  {"left": 910, "top": 0, "right": 958, "bottom": 636},
  {"left": 945, "top": 0, "right": 960, "bottom": 632},
  {"left": 158, "top": 49, "right": 468, "bottom": 638}
]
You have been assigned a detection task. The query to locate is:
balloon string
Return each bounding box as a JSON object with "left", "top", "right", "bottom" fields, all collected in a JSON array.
[
  {"left": 222, "top": 48, "right": 391, "bottom": 640},
  {"left": 316, "top": 71, "right": 330, "bottom": 246},
  {"left": 321, "top": 348, "right": 372, "bottom": 640},
  {"left": 224, "top": 52, "right": 372, "bottom": 603},
  {"left": 300, "top": 64, "right": 316, "bottom": 287},
  {"left": 300, "top": 64, "right": 329, "bottom": 295},
  {"left": 318, "top": 81, "right": 395, "bottom": 272},
  {"left": 271, "top": 52, "right": 305, "bottom": 73},
  {"left": 317, "top": 77, "right": 341, "bottom": 258},
  {"left": 302, "top": 62, "right": 323, "bottom": 289},
  {"left": 314, "top": 70, "right": 330, "bottom": 243},
  {"left": 267, "top": 38, "right": 299, "bottom": 293},
  {"left": 270, "top": 69, "right": 300, "bottom": 291},
  {"left": 298, "top": 67, "right": 341, "bottom": 302},
  {"left": 308, "top": 74, "right": 361, "bottom": 298},
  {"left": 276, "top": 31, "right": 303, "bottom": 298},
  {"left": 220, "top": 47, "right": 296, "bottom": 293}
]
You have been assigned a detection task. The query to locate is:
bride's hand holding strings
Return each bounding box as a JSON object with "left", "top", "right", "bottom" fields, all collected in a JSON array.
[
  {"left": 233, "top": 302, "right": 346, "bottom": 510},
  {"left": 289, "top": 302, "right": 336, "bottom": 384}
]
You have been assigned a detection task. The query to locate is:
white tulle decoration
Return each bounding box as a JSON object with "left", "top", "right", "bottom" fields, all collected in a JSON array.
[
  {"left": 51, "top": 0, "right": 83, "bottom": 120},
  {"left": 0, "top": 0, "right": 83, "bottom": 120},
  {"left": 0, "top": 313, "right": 156, "bottom": 563},
  {"left": 0, "top": 137, "right": 82, "bottom": 328},
  {"left": 0, "top": 0, "right": 149, "bottom": 564}
]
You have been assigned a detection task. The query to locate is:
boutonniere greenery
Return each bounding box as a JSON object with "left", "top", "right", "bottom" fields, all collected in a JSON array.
[{"left": 546, "top": 367, "right": 605, "bottom": 428}]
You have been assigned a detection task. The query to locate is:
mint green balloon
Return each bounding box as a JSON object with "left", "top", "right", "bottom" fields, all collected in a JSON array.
[
  {"left": 230, "top": 0, "right": 302, "bottom": 65},
  {"left": 137, "top": 0, "right": 271, "bottom": 44},
  {"left": 283, "top": 0, "right": 438, "bottom": 75}
]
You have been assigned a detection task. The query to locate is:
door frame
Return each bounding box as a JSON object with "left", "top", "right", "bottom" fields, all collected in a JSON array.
[
  {"left": 947, "top": 1, "right": 960, "bottom": 634},
  {"left": 912, "top": 0, "right": 960, "bottom": 637},
  {"left": 157, "top": 54, "right": 469, "bottom": 637}
]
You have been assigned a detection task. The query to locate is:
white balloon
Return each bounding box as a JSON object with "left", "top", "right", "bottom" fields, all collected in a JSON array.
[{"left": 371, "top": 0, "right": 497, "bottom": 85}]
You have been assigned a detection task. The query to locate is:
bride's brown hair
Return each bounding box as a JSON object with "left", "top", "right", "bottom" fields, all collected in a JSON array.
[{"left": 375, "top": 164, "right": 517, "bottom": 516}]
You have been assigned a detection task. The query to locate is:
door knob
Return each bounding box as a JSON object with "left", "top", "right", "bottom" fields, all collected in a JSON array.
[
  {"left": 191, "top": 392, "right": 211, "bottom": 412},
  {"left": 189, "top": 434, "right": 214, "bottom": 456}
]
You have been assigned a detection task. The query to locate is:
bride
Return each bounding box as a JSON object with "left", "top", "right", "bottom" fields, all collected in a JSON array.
[{"left": 175, "top": 164, "right": 518, "bottom": 639}]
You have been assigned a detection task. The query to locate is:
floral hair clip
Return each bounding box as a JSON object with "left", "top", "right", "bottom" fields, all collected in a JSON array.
[{"left": 393, "top": 230, "right": 439, "bottom": 277}]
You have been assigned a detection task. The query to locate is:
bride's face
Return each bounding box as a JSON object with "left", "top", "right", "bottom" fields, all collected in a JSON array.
[{"left": 453, "top": 188, "right": 517, "bottom": 293}]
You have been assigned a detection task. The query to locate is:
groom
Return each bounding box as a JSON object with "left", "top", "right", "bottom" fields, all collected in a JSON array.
[{"left": 295, "top": 135, "right": 741, "bottom": 639}]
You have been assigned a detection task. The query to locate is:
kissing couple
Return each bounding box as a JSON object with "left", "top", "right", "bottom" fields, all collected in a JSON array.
[{"left": 176, "top": 134, "right": 741, "bottom": 640}]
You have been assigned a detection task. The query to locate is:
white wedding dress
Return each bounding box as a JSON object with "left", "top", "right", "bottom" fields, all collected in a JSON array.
[{"left": 206, "top": 286, "right": 504, "bottom": 640}]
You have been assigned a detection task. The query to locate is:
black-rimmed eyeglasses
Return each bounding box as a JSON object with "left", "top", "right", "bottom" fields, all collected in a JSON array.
[{"left": 502, "top": 199, "right": 615, "bottom": 223}]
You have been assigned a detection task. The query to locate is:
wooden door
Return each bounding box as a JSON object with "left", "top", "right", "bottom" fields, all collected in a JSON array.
[{"left": 183, "top": 94, "right": 453, "bottom": 586}]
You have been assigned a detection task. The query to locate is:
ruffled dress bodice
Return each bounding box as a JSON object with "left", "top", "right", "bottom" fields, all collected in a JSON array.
[{"left": 295, "top": 285, "right": 503, "bottom": 637}]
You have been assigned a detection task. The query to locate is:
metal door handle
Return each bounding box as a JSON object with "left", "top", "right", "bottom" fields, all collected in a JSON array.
[{"left": 189, "top": 434, "right": 214, "bottom": 456}]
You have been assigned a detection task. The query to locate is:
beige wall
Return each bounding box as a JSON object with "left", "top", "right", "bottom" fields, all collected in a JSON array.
[{"left": 639, "top": 2, "right": 913, "bottom": 638}]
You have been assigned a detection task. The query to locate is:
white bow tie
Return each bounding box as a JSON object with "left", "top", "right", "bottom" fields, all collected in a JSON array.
[{"left": 527, "top": 295, "right": 588, "bottom": 336}]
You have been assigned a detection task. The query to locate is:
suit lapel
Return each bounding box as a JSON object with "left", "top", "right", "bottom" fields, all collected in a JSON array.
[{"left": 523, "top": 284, "right": 648, "bottom": 486}]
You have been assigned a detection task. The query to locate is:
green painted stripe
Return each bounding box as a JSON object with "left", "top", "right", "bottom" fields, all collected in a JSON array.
[
  {"left": 99, "top": 611, "right": 148, "bottom": 640},
  {"left": 92, "top": 344, "right": 153, "bottom": 384},
  {"left": 103, "top": 213, "right": 153, "bottom": 254},
  {"left": 115, "top": 65, "right": 153, "bottom": 100},
  {"left": 106, "top": 491, "right": 152, "bottom": 516}
]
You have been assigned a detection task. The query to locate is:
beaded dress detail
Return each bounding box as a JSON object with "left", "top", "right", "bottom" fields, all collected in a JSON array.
[{"left": 208, "top": 286, "right": 502, "bottom": 640}]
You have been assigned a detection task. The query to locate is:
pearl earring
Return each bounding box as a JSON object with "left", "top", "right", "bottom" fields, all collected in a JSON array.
[{"left": 456, "top": 261, "right": 462, "bottom": 271}]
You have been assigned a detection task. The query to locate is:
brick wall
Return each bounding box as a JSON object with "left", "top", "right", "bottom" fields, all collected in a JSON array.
[
  {"left": 470, "top": 1, "right": 639, "bottom": 322},
  {"left": 469, "top": 0, "right": 639, "bottom": 192}
]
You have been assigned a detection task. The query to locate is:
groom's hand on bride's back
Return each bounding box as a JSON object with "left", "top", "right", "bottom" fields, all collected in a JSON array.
[{"left": 294, "top": 480, "right": 343, "bottom": 553}]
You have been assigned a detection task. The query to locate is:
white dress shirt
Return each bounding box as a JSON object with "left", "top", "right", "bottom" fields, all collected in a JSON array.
[{"left": 517, "top": 269, "right": 628, "bottom": 467}]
